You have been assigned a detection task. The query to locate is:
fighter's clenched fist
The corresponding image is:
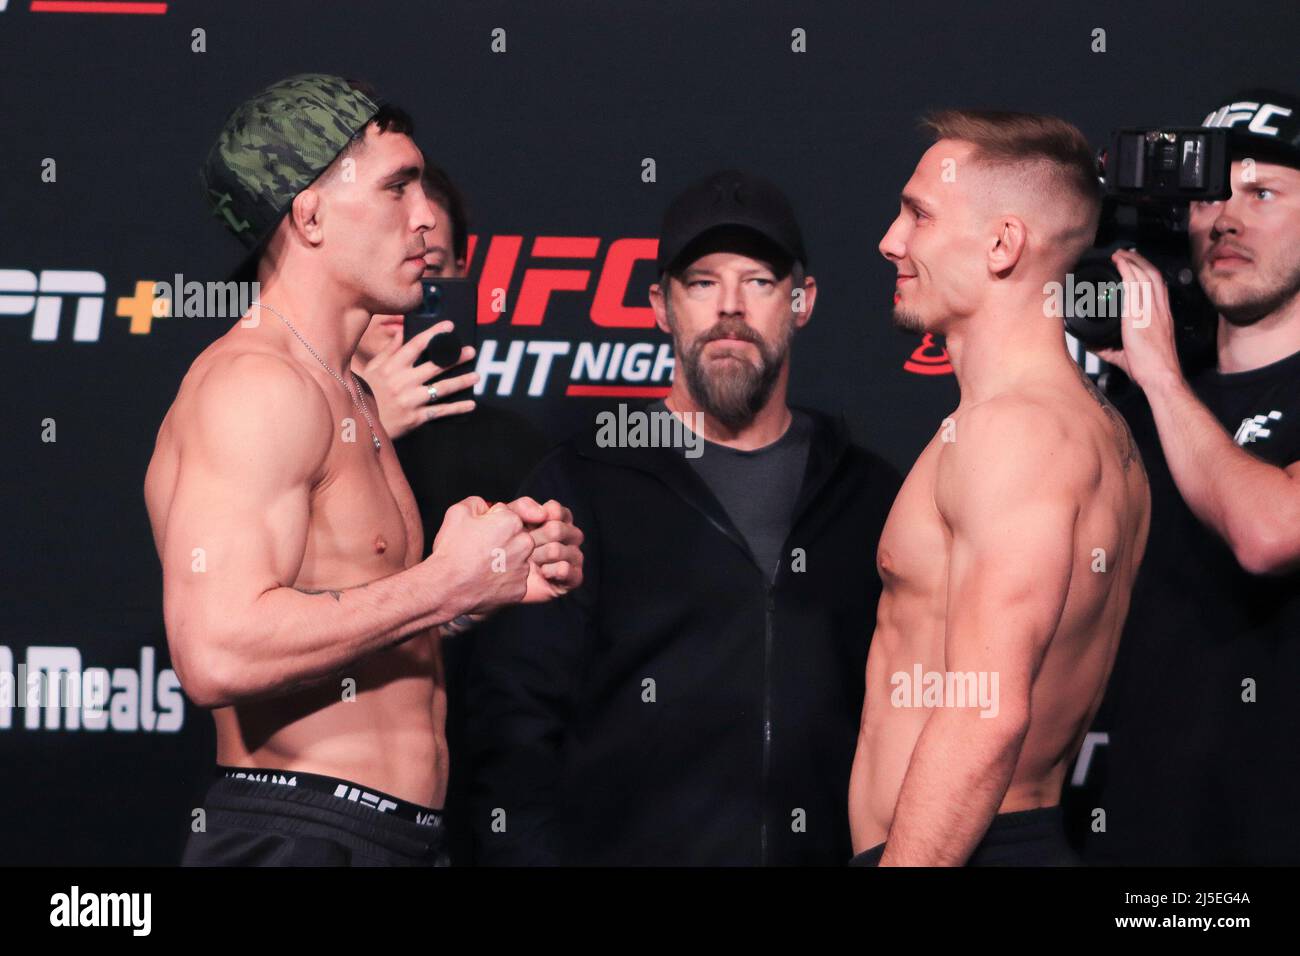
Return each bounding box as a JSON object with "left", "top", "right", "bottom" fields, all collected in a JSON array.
[
  {"left": 423, "top": 495, "right": 585, "bottom": 620},
  {"left": 503, "top": 496, "right": 585, "bottom": 603},
  {"left": 424, "top": 496, "right": 536, "bottom": 617}
]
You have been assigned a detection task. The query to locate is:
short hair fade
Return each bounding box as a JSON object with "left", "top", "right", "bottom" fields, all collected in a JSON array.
[{"left": 920, "top": 108, "right": 1102, "bottom": 211}]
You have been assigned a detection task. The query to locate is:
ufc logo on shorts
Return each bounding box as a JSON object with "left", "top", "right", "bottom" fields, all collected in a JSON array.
[
  {"left": 1204, "top": 101, "right": 1294, "bottom": 137},
  {"left": 333, "top": 784, "right": 398, "bottom": 813},
  {"left": 0, "top": 269, "right": 106, "bottom": 341}
]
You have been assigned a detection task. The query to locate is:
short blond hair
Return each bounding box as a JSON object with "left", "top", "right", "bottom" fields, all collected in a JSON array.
[{"left": 921, "top": 109, "right": 1102, "bottom": 260}]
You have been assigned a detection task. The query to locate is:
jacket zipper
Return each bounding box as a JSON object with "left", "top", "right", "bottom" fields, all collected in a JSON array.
[
  {"left": 761, "top": 558, "right": 780, "bottom": 865},
  {"left": 757, "top": 445, "right": 850, "bottom": 863},
  {"left": 657, "top": 483, "right": 798, "bottom": 865}
]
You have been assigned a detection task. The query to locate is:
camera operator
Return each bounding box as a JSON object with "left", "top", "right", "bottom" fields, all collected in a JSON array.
[{"left": 1085, "top": 89, "right": 1300, "bottom": 864}]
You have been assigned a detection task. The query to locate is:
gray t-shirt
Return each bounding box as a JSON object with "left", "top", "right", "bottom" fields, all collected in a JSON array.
[{"left": 654, "top": 401, "right": 813, "bottom": 581}]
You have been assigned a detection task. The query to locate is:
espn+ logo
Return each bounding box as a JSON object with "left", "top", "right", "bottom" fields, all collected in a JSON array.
[
  {"left": 0, "top": 269, "right": 254, "bottom": 339},
  {"left": 1, "top": 269, "right": 107, "bottom": 341}
]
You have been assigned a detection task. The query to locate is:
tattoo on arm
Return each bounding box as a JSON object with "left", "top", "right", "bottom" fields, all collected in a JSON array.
[
  {"left": 293, "top": 579, "right": 368, "bottom": 603},
  {"left": 294, "top": 586, "right": 342, "bottom": 602},
  {"left": 440, "top": 614, "right": 477, "bottom": 638}
]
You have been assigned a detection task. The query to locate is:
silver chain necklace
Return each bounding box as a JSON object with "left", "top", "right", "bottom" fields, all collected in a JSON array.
[{"left": 251, "top": 300, "right": 382, "bottom": 453}]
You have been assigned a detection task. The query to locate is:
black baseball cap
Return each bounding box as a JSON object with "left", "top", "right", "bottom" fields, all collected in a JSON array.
[
  {"left": 1202, "top": 88, "right": 1300, "bottom": 169},
  {"left": 656, "top": 169, "right": 808, "bottom": 275}
]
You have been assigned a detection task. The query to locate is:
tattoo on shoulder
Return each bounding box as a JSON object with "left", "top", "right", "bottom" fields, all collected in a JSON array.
[
  {"left": 1071, "top": 363, "right": 1139, "bottom": 473},
  {"left": 295, "top": 586, "right": 342, "bottom": 602}
]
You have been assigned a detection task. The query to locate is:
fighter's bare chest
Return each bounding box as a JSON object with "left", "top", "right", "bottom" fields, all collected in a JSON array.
[
  {"left": 876, "top": 436, "right": 949, "bottom": 591},
  {"left": 309, "top": 438, "right": 423, "bottom": 573}
]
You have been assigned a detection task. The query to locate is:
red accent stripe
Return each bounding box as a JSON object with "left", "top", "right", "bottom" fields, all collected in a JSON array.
[
  {"left": 902, "top": 361, "right": 953, "bottom": 376},
  {"left": 31, "top": 1, "right": 167, "bottom": 13},
  {"left": 533, "top": 236, "right": 600, "bottom": 258},
  {"left": 566, "top": 385, "right": 671, "bottom": 398}
]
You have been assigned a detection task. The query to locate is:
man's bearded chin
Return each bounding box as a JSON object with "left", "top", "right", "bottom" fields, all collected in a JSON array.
[
  {"left": 676, "top": 325, "right": 791, "bottom": 431},
  {"left": 1208, "top": 256, "right": 1300, "bottom": 327},
  {"left": 892, "top": 305, "right": 926, "bottom": 334}
]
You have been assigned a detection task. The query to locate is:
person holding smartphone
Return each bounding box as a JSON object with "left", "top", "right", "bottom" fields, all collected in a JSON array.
[{"left": 351, "top": 163, "right": 480, "bottom": 440}]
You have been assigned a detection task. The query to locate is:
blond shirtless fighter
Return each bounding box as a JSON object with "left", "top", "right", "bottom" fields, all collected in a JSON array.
[
  {"left": 145, "top": 75, "right": 582, "bottom": 866},
  {"left": 847, "top": 111, "right": 1150, "bottom": 866}
]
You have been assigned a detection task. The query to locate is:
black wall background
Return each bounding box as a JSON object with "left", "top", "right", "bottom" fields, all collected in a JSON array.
[{"left": 1, "top": 0, "right": 1296, "bottom": 864}]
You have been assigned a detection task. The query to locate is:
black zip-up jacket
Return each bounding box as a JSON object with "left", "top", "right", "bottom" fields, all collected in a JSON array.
[{"left": 465, "top": 406, "right": 901, "bottom": 865}]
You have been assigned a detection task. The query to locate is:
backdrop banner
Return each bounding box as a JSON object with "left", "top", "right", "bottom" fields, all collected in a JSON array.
[{"left": 1, "top": 0, "right": 1294, "bottom": 865}]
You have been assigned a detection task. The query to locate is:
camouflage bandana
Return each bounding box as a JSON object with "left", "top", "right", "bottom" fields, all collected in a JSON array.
[{"left": 200, "top": 74, "right": 381, "bottom": 252}]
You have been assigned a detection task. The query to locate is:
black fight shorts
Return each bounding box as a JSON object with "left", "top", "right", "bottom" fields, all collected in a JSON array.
[
  {"left": 182, "top": 765, "right": 449, "bottom": 867},
  {"left": 849, "top": 806, "right": 1080, "bottom": 866}
]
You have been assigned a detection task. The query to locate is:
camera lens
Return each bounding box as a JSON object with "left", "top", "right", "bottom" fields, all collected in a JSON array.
[
  {"left": 423, "top": 284, "right": 442, "bottom": 316},
  {"left": 1065, "top": 254, "right": 1124, "bottom": 350}
]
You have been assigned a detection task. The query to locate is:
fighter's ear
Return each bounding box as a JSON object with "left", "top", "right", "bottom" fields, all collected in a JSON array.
[
  {"left": 290, "top": 188, "right": 325, "bottom": 247},
  {"left": 988, "top": 215, "right": 1026, "bottom": 276},
  {"left": 649, "top": 279, "right": 672, "bottom": 335}
]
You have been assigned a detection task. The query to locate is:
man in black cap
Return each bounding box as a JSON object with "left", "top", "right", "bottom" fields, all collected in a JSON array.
[
  {"left": 145, "top": 74, "right": 583, "bottom": 866},
  {"left": 465, "top": 170, "right": 901, "bottom": 865},
  {"left": 1082, "top": 89, "right": 1300, "bottom": 863}
]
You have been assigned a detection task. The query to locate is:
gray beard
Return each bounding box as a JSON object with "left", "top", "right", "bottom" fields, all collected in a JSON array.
[{"left": 670, "top": 310, "right": 793, "bottom": 431}]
